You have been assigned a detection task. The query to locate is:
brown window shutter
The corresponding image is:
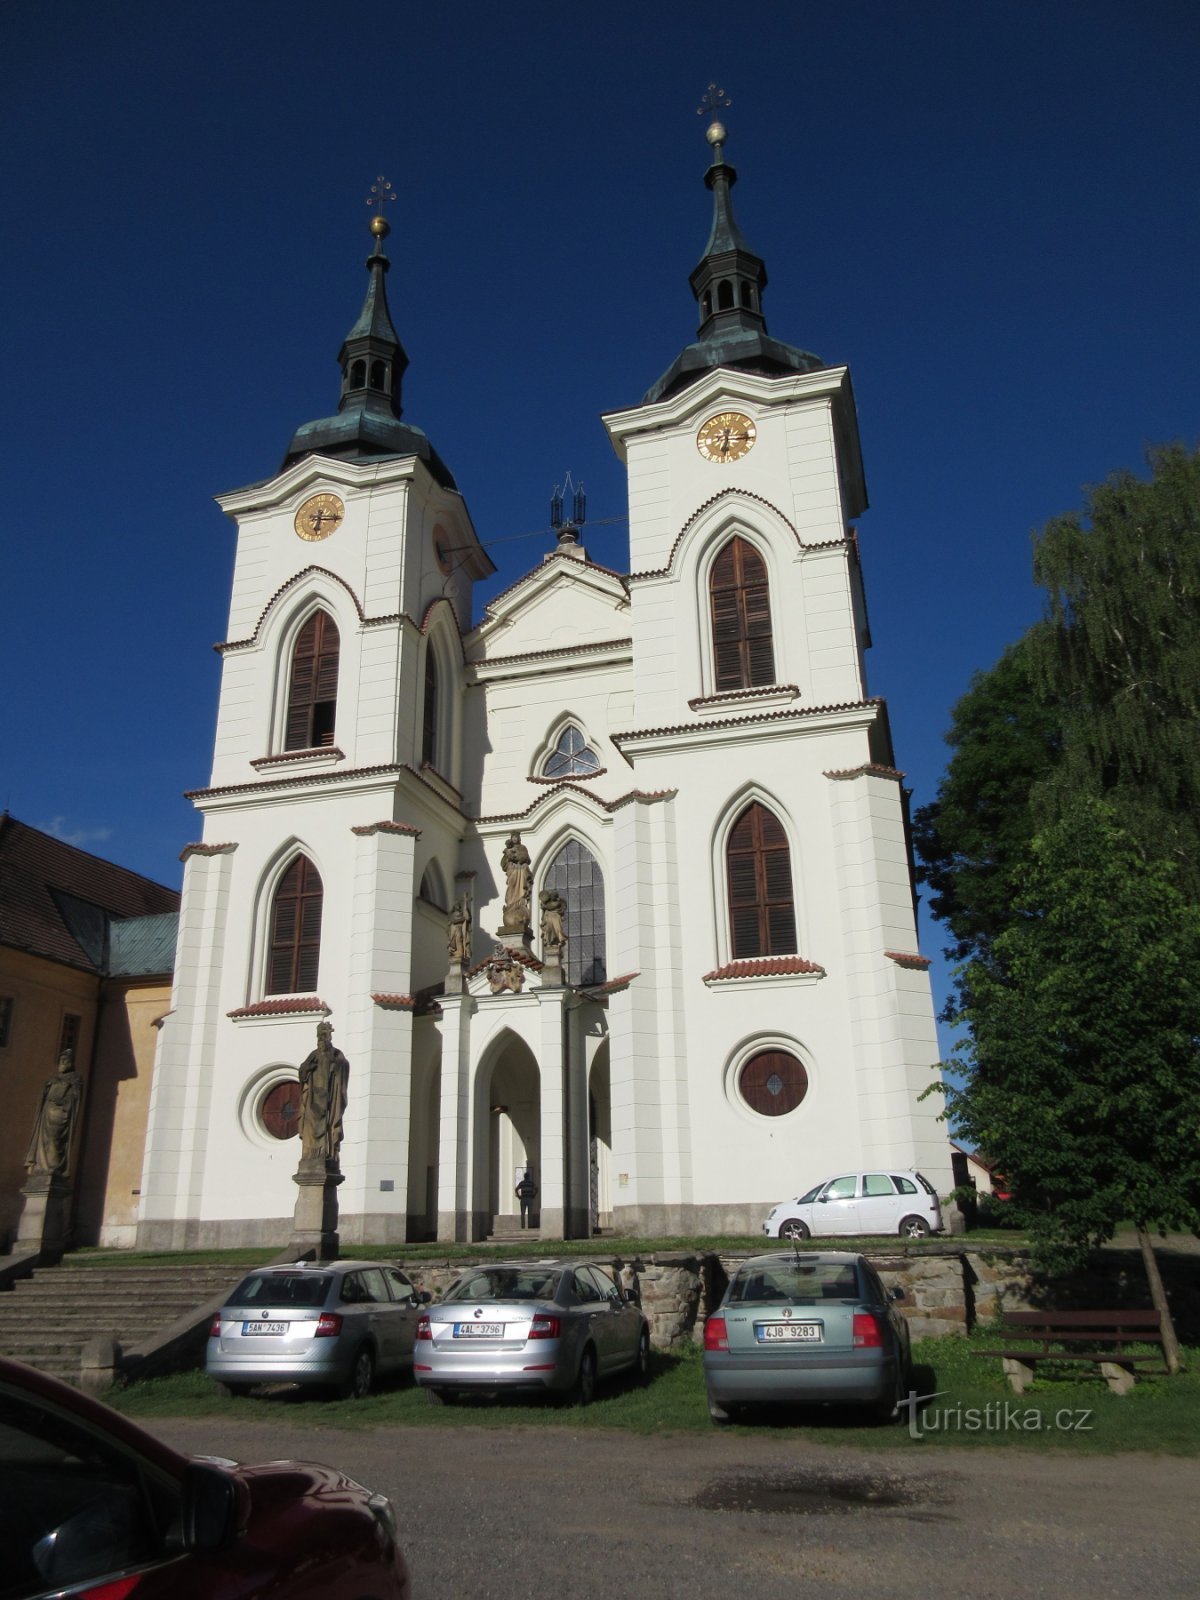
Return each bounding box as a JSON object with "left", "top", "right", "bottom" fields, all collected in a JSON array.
[
  {"left": 726, "top": 801, "right": 796, "bottom": 959},
  {"left": 266, "top": 856, "right": 323, "bottom": 994},
  {"left": 284, "top": 611, "right": 339, "bottom": 751},
  {"left": 709, "top": 536, "right": 776, "bottom": 693}
]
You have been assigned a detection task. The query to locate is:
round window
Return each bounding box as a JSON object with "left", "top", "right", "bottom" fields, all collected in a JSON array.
[
  {"left": 260, "top": 1079, "right": 302, "bottom": 1140},
  {"left": 738, "top": 1050, "right": 808, "bottom": 1117}
]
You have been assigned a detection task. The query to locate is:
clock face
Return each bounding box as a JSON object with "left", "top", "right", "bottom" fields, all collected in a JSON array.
[
  {"left": 697, "top": 411, "right": 757, "bottom": 463},
  {"left": 294, "top": 492, "right": 345, "bottom": 541}
]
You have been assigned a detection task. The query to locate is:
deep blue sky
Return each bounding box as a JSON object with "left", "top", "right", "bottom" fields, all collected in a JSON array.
[{"left": 4, "top": 2, "right": 1198, "bottom": 1036}]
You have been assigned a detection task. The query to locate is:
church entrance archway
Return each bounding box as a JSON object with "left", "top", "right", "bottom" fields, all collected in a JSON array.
[{"left": 473, "top": 1033, "right": 540, "bottom": 1237}]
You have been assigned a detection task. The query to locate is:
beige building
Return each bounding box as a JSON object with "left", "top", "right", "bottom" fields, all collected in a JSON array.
[{"left": 0, "top": 814, "right": 178, "bottom": 1249}]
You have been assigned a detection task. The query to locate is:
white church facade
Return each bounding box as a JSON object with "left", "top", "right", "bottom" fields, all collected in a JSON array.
[{"left": 137, "top": 119, "right": 953, "bottom": 1248}]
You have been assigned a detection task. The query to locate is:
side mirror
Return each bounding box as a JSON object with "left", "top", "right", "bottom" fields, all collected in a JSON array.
[
  {"left": 180, "top": 1463, "right": 248, "bottom": 1553},
  {"left": 890, "top": 1286, "right": 906, "bottom": 1302},
  {"left": 417, "top": 1290, "right": 432, "bottom": 1305}
]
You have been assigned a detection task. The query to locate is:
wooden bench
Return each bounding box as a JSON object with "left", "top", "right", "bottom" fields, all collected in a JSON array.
[{"left": 977, "top": 1309, "right": 1165, "bottom": 1395}]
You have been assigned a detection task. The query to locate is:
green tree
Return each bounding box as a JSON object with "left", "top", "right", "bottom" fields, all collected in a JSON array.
[
  {"left": 1031, "top": 443, "right": 1200, "bottom": 899},
  {"left": 944, "top": 797, "right": 1200, "bottom": 1366},
  {"left": 913, "top": 635, "right": 1060, "bottom": 967}
]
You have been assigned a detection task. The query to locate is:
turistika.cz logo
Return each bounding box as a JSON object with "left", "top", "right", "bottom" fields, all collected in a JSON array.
[{"left": 901, "top": 1390, "right": 1094, "bottom": 1440}]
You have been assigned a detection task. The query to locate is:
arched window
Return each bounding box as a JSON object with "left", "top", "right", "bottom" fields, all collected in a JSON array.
[
  {"left": 543, "top": 841, "right": 606, "bottom": 987},
  {"left": 717, "top": 279, "right": 734, "bottom": 310},
  {"left": 709, "top": 536, "right": 775, "bottom": 692},
  {"left": 739, "top": 1050, "right": 808, "bottom": 1116},
  {"left": 370, "top": 359, "right": 386, "bottom": 390},
  {"left": 285, "top": 611, "right": 339, "bottom": 751},
  {"left": 542, "top": 725, "right": 601, "bottom": 779},
  {"left": 267, "top": 856, "right": 323, "bottom": 994},
  {"left": 726, "top": 802, "right": 796, "bottom": 959},
  {"left": 421, "top": 648, "right": 439, "bottom": 768}
]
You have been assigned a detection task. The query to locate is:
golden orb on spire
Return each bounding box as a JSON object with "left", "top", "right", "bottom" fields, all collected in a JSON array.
[{"left": 370, "top": 213, "right": 391, "bottom": 240}]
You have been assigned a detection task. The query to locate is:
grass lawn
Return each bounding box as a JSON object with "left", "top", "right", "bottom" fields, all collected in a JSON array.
[
  {"left": 108, "top": 1329, "right": 1198, "bottom": 1453},
  {"left": 64, "top": 1230, "right": 1026, "bottom": 1271}
]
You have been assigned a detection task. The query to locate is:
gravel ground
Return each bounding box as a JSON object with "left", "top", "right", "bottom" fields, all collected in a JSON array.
[{"left": 148, "top": 1415, "right": 1197, "bottom": 1599}]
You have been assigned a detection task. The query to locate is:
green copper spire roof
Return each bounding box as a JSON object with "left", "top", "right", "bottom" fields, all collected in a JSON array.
[
  {"left": 644, "top": 113, "right": 824, "bottom": 405},
  {"left": 283, "top": 203, "right": 456, "bottom": 488}
]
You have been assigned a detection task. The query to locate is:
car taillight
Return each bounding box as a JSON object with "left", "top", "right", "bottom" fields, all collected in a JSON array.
[
  {"left": 704, "top": 1315, "right": 729, "bottom": 1352},
  {"left": 853, "top": 1312, "right": 884, "bottom": 1348},
  {"left": 78, "top": 1578, "right": 142, "bottom": 1600},
  {"left": 416, "top": 1314, "right": 432, "bottom": 1341},
  {"left": 208, "top": 1315, "right": 222, "bottom": 1338},
  {"left": 528, "top": 1314, "right": 561, "bottom": 1340},
  {"left": 315, "top": 1313, "right": 343, "bottom": 1338}
]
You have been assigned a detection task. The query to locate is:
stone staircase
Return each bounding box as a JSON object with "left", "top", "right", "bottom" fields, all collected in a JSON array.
[{"left": 0, "top": 1262, "right": 248, "bottom": 1382}]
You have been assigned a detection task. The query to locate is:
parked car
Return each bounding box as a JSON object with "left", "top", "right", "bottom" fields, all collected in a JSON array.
[
  {"left": 762, "top": 1169, "right": 943, "bottom": 1240},
  {"left": 0, "top": 1353, "right": 410, "bottom": 1600},
  {"left": 207, "top": 1260, "right": 430, "bottom": 1399},
  {"left": 703, "top": 1250, "right": 913, "bottom": 1424},
  {"left": 414, "top": 1259, "right": 650, "bottom": 1406}
]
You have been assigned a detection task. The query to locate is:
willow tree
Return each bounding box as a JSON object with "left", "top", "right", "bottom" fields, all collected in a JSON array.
[
  {"left": 945, "top": 797, "right": 1200, "bottom": 1369},
  {"left": 1030, "top": 443, "right": 1200, "bottom": 901}
]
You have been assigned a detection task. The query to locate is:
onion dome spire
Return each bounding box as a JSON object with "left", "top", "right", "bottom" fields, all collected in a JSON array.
[
  {"left": 643, "top": 91, "right": 824, "bottom": 405},
  {"left": 283, "top": 177, "right": 455, "bottom": 486}
]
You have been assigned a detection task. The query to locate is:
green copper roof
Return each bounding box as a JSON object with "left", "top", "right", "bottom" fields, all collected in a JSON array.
[{"left": 644, "top": 123, "right": 824, "bottom": 405}]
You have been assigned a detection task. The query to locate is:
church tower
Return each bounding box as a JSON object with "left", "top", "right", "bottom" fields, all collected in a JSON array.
[{"left": 139, "top": 204, "right": 493, "bottom": 1248}]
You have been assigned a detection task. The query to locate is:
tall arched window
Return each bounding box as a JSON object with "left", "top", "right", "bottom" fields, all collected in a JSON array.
[
  {"left": 726, "top": 802, "right": 796, "bottom": 959},
  {"left": 709, "top": 536, "right": 775, "bottom": 692},
  {"left": 285, "top": 611, "right": 339, "bottom": 751},
  {"left": 544, "top": 840, "right": 607, "bottom": 987},
  {"left": 267, "top": 855, "right": 323, "bottom": 994},
  {"left": 421, "top": 648, "right": 439, "bottom": 767}
]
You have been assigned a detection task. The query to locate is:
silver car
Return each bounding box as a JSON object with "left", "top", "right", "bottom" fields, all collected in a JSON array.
[
  {"left": 207, "top": 1260, "right": 431, "bottom": 1399},
  {"left": 415, "top": 1259, "right": 650, "bottom": 1406},
  {"left": 703, "top": 1250, "right": 913, "bottom": 1424}
]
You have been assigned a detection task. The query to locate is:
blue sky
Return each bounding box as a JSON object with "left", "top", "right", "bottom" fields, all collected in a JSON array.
[{"left": 3, "top": 1, "right": 1197, "bottom": 1037}]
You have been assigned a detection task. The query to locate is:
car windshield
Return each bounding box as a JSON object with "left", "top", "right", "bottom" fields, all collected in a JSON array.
[
  {"left": 443, "top": 1268, "right": 562, "bottom": 1304},
  {"left": 227, "top": 1272, "right": 329, "bottom": 1308},
  {"left": 795, "top": 1184, "right": 823, "bottom": 1205},
  {"left": 728, "top": 1261, "right": 860, "bottom": 1304}
]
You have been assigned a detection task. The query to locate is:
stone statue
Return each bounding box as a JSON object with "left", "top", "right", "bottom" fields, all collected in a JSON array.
[
  {"left": 539, "top": 888, "right": 567, "bottom": 952},
  {"left": 486, "top": 945, "right": 525, "bottom": 995},
  {"left": 447, "top": 893, "right": 472, "bottom": 963},
  {"left": 25, "top": 1049, "right": 85, "bottom": 1178},
  {"left": 298, "top": 1020, "right": 350, "bottom": 1164},
  {"left": 500, "top": 832, "right": 532, "bottom": 931}
]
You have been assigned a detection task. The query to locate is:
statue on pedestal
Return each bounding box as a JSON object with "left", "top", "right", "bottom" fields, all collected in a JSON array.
[
  {"left": 447, "top": 893, "right": 473, "bottom": 963},
  {"left": 499, "top": 832, "right": 532, "bottom": 933},
  {"left": 539, "top": 889, "right": 567, "bottom": 954},
  {"left": 25, "top": 1049, "right": 84, "bottom": 1178},
  {"left": 297, "top": 1020, "right": 349, "bottom": 1164}
]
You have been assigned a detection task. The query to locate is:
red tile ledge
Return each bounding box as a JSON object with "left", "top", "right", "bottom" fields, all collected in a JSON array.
[
  {"left": 703, "top": 956, "right": 825, "bottom": 983},
  {"left": 228, "top": 997, "right": 330, "bottom": 1018},
  {"left": 884, "top": 950, "right": 932, "bottom": 970}
]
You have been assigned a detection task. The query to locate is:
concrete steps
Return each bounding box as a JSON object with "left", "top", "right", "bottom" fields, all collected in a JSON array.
[{"left": 0, "top": 1263, "right": 249, "bottom": 1380}]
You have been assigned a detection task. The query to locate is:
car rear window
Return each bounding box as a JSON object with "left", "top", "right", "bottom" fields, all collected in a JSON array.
[
  {"left": 443, "top": 1268, "right": 562, "bottom": 1304},
  {"left": 914, "top": 1172, "right": 939, "bottom": 1198},
  {"left": 227, "top": 1272, "right": 329, "bottom": 1309},
  {"left": 729, "top": 1261, "right": 861, "bottom": 1304}
]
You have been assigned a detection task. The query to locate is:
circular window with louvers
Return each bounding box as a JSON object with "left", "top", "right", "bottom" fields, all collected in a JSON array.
[
  {"left": 738, "top": 1050, "right": 808, "bottom": 1117},
  {"left": 260, "top": 1079, "right": 302, "bottom": 1140}
]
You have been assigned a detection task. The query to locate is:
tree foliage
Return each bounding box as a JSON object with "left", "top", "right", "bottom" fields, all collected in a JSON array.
[
  {"left": 1030, "top": 443, "right": 1200, "bottom": 899},
  {"left": 912, "top": 635, "right": 1060, "bottom": 967},
  {"left": 943, "top": 797, "right": 1200, "bottom": 1272}
]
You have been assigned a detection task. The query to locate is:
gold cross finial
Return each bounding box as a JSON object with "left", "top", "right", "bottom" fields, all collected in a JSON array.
[
  {"left": 366, "top": 175, "right": 396, "bottom": 240},
  {"left": 697, "top": 83, "right": 731, "bottom": 121}
]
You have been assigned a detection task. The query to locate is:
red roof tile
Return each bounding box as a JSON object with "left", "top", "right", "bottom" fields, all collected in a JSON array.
[
  {"left": 227, "top": 997, "right": 329, "bottom": 1018},
  {"left": 703, "top": 956, "right": 826, "bottom": 982}
]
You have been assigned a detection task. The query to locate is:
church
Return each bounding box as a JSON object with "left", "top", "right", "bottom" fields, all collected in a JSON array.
[{"left": 137, "top": 113, "right": 953, "bottom": 1248}]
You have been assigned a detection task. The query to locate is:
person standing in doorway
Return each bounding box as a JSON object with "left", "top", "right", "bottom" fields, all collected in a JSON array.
[{"left": 515, "top": 1168, "right": 538, "bottom": 1229}]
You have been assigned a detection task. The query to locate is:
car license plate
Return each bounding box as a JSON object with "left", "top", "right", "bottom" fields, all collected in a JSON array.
[
  {"left": 242, "top": 1321, "right": 286, "bottom": 1336},
  {"left": 453, "top": 1322, "right": 503, "bottom": 1338},
  {"left": 756, "top": 1322, "right": 821, "bottom": 1342}
]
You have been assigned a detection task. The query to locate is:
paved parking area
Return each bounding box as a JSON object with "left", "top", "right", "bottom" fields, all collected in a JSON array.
[{"left": 150, "top": 1415, "right": 1197, "bottom": 1599}]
